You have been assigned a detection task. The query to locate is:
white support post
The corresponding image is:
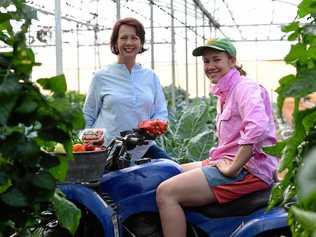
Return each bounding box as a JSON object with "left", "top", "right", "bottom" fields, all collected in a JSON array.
[{"left": 55, "top": 0, "right": 63, "bottom": 75}]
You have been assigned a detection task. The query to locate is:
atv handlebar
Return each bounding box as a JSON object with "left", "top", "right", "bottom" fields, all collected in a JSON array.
[{"left": 104, "top": 128, "right": 154, "bottom": 171}]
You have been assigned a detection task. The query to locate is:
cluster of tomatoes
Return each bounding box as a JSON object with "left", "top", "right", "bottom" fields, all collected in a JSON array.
[
  {"left": 72, "top": 128, "right": 106, "bottom": 153},
  {"left": 138, "top": 119, "right": 168, "bottom": 137},
  {"left": 72, "top": 143, "right": 104, "bottom": 153},
  {"left": 71, "top": 120, "right": 168, "bottom": 153}
]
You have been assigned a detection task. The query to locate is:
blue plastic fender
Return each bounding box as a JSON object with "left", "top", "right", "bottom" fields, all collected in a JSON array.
[
  {"left": 231, "top": 207, "right": 288, "bottom": 237},
  {"left": 100, "top": 159, "right": 182, "bottom": 203},
  {"left": 59, "top": 184, "right": 120, "bottom": 237}
]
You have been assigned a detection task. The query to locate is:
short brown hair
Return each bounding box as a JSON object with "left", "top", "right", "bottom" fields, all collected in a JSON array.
[{"left": 110, "top": 17, "right": 146, "bottom": 55}]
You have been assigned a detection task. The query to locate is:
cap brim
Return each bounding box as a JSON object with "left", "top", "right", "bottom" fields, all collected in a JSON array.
[{"left": 192, "top": 45, "right": 225, "bottom": 56}]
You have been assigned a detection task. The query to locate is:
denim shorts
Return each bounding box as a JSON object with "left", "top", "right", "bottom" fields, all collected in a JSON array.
[{"left": 201, "top": 166, "right": 247, "bottom": 187}]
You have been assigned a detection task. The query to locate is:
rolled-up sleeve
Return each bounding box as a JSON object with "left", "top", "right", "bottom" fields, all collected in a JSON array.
[{"left": 236, "top": 82, "right": 270, "bottom": 145}]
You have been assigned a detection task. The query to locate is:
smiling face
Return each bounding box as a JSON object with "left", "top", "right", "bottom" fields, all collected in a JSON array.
[
  {"left": 116, "top": 24, "right": 142, "bottom": 64},
  {"left": 202, "top": 49, "right": 236, "bottom": 84}
]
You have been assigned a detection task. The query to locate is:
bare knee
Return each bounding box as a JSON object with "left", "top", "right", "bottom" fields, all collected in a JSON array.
[{"left": 156, "top": 181, "right": 177, "bottom": 208}]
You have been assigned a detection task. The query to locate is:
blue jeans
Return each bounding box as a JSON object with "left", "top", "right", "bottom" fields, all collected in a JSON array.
[
  {"left": 201, "top": 166, "right": 247, "bottom": 187},
  {"left": 142, "top": 144, "right": 173, "bottom": 160}
]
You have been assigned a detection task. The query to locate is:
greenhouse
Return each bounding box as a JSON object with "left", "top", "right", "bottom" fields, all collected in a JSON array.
[{"left": 1, "top": 0, "right": 316, "bottom": 236}]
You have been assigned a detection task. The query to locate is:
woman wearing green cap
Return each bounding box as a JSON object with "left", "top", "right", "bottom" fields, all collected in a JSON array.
[{"left": 156, "top": 38, "right": 278, "bottom": 237}]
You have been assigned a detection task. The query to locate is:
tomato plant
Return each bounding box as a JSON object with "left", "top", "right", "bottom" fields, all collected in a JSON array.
[
  {"left": 0, "top": 1, "right": 84, "bottom": 236},
  {"left": 265, "top": 0, "right": 316, "bottom": 235}
]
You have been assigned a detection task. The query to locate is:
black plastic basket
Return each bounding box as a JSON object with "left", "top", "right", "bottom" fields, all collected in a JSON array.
[{"left": 64, "top": 150, "right": 108, "bottom": 183}]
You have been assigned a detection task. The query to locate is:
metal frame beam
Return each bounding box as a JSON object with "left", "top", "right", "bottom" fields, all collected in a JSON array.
[{"left": 192, "top": 0, "right": 220, "bottom": 28}]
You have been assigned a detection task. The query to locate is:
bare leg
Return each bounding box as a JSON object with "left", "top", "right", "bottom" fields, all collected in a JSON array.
[
  {"left": 156, "top": 168, "right": 216, "bottom": 237},
  {"left": 181, "top": 161, "right": 202, "bottom": 172}
]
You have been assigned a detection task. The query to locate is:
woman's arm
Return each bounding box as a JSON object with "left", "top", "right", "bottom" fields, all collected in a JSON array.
[
  {"left": 216, "top": 82, "right": 271, "bottom": 177},
  {"left": 216, "top": 144, "right": 253, "bottom": 177}
]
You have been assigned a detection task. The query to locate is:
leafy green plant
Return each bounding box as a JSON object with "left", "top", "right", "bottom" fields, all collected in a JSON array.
[
  {"left": 265, "top": 0, "right": 316, "bottom": 235},
  {"left": 65, "top": 90, "right": 86, "bottom": 108},
  {"left": 163, "top": 84, "right": 190, "bottom": 112},
  {"left": 0, "top": 1, "right": 83, "bottom": 236},
  {"left": 157, "top": 97, "right": 217, "bottom": 163}
]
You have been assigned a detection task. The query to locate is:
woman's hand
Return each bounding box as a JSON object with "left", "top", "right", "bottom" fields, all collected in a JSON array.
[
  {"left": 216, "top": 145, "right": 253, "bottom": 177},
  {"left": 216, "top": 158, "right": 241, "bottom": 177}
]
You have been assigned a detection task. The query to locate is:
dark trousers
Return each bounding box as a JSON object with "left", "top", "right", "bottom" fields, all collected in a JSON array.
[{"left": 142, "top": 144, "right": 173, "bottom": 160}]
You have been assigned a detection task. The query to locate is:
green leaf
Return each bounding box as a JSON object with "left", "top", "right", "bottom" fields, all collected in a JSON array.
[
  {"left": 0, "top": 98, "right": 16, "bottom": 126},
  {"left": 0, "top": 78, "right": 21, "bottom": 125},
  {"left": 0, "top": 187, "right": 28, "bottom": 207},
  {"left": 307, "top": 44, "right": 316, "bottom": 60},
  {"left": 275, "top": 74, "right": 296, "bottom": 115},
  {"left": 15, "top": 97, "right": 38, "bottom": 114},
  {"left": 0, "top": 172, "right": 12, "bottom": 194},
  {"left": 0, "top": 52, "right": 12, "bottom": 67},
  {"left": 285, "top": 43, "right": 308, "bottom": 65},
  {"left": 176, "top": 102, "right": 209, "bottom": 139},
  {"left": 288, "top": 31, "right": 299, "bottom": 41},
  {"left": 48, "top": 98, "right": 85, "bottom": 130},
  {"left": 302, "top": 110, "right": 316, "bottom": 134},
  {"left": 0, "top": 132, "right": 41, "bottom": 164},
  {"left": 22, "top": 4, "right": 38, "bottom": 21},
  {"left": 283, "top": 69, "right": 316, "bottom": 98},
  {"left": 291, "top": 206, "right": 316, "bottom": 231},
  {"left": 298, "top": 0, "right": 316, "bottom": 18},
  {"left": 0, "top": 0, "right": 14, "bottom": 8},
  {"left": 282, "top": 21, "right": 300, "bottom": 33},
  {"left": 37, "top": 75, "right": 67, "bottom": 97},
  {"left": 39, "top": 152, "right": 60, "bottom": 169},
  {"left": 12, "top": 47, "right": 36, "bottom": 76},
  {"left": 263, "top": 140, "right": 287, "bottom": 157},
  {"left": 49, "top": 154, "right": 69, "bottom": 181},
  {"left": 31, "top": 171, "right": 56, "bottom": 191},
  {"left": 187, "top": 130, "right": 214, "bottom": 161},
  {"left": 297, "top": 147, "right": 316, "bottom": 200},
  {"left": 38, "top": 125, "right": 70, "bottom": 143},
  {"left": 52, "top": 191, "right": 81, "bottom": 235},
  {"left": 278, "top": 119, "right": 305, "bottom": 171}
]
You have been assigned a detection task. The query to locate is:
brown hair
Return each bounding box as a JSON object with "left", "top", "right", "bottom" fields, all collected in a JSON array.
[
  {"left": 227, "top": 54, "right": 247, "bottom": 76},
  {"left": 235, "top": 65, "right": 247, "bottom": 76},
  {"left": 110, "top": 17, "right": 146, "bottom": 55}
]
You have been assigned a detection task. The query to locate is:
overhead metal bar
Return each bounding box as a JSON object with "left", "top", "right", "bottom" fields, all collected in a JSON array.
[
  {"left": 192, "top": 0, "right": 220, "bottom": 28},
  {"left": 26, "top": 3, "right": 99, "bottom": 28}
]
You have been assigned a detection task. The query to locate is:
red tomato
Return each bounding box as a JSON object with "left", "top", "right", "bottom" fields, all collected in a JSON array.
[
  {"left": 72, "top": 143, "right": 85, "bottom": 152},
  {"left": 84, "top": 143, "right": 96, "bottom": 151}
]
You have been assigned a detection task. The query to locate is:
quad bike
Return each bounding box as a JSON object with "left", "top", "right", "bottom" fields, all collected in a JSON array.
[{"left": 44, "top": 120, "right": 292, "bottom": 237}]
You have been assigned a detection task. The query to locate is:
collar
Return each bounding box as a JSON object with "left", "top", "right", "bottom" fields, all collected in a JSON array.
[
  {"left": 114, "top": 63, "right": 142, "bottom": 71},
  {"left": 210, "top": 68, "right": 241, "bottom": 98}
]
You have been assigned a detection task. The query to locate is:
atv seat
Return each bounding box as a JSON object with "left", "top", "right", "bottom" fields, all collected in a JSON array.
[{"left": 188, "top": 188, "right": 271, "bottom": 218}]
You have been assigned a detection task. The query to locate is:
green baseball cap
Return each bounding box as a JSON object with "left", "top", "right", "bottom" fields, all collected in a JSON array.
[{"left": 192, "top": 38, "right": 236, "bottom": 57}]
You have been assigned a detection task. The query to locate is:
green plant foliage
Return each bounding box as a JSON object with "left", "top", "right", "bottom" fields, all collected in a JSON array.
[
  {"left": 163, "top": 84, "right": 190, "bottom": 112},
  {"left": 52, "top": 191, "right": 82, "bottom": 236},
  {"left": 0, "top": 1, "right": 83, "bottom": 236},
  {"left": 65, "top": 90, "right": 86, "bottom": 108},
  {"left": 157, "top": 97, "right": 217, "bottom": 163},
  {"left": 267, "top": 0, "right": 316, "bottom": 235}
]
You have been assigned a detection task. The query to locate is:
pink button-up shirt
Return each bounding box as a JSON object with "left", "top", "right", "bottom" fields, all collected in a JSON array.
[{"left": 209, "top": 68, "right": 278, "bottom": 186}]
